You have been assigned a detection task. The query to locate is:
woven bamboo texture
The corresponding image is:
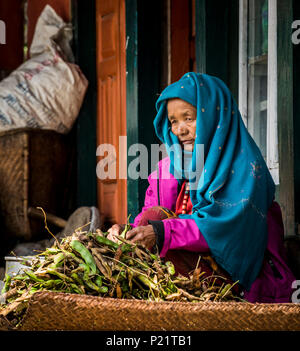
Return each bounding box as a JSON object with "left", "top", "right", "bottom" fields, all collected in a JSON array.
[
  {"left": 0, "top": 128, "right": 72, "bottom": 240},
  {"left": 1, "top": 291, "right": 300, "bottom": 331}
]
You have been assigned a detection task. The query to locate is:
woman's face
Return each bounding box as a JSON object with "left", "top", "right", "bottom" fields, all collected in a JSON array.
[{"left": 167, "top": 98, "right": 197, "bottom": 151}]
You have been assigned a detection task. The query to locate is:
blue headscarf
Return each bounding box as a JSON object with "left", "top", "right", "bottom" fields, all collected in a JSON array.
[{"left": 154, "top": 72, "right": 275, "bottom": 290}]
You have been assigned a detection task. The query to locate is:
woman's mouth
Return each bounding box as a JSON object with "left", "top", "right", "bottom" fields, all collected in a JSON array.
[{"left": 181, "top": 139, "right": 194, "bottom": 144}]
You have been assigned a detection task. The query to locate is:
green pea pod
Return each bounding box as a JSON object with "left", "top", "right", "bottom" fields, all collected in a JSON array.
[
  {"left": 137, "top": 274, "right": 159, "bottom": 291},
  {"left": 165, "top": 261, "right": 175, "bottom": 275},
  {"left": 220, "top": 284, "right": 232, "bottom": 297},
  {"left": 167, "top": 281, "right": 177, "bottom": 293},
  {"left": 25, "top": 270, "right": 44, "bottom": 283},
  {"left": 80, "top": 263, "right": 90, "bottom": 276},
  {"left": 150, "top": 254, "right": 159, "bottom": 261},
  {"left": 79, "top": 263, "right": 107, "bottom": 294},
  {"left": 53, "top": 252, "right": 65, "bottom": 266},
  {"left": 95, "top": 235, "right": 119, "bottom": 249},
  {"left": 41, "top": 279, "right": 63, "bottom": 289},
  {"left": 99, "top": 285, "right": 108, "bottom": 293},
  {"left": 81, "top": 263, "right": 92, "bottom": 282},
  {"left": 95, "top": 275, "right": 102, "bottom": 287},
  {"left": 84, "top": 276, "right": 107, "bottom": 293},
  {"left": 71, "top": 266, "right": 85, "bottom": 275},
  {"left": 71, "top": 273, "right": 84, "bottom": 286},
  {"left": 45, "top": 248, "right": 61, "bottom": 255},
  {"left": 121, "top": 244, "right": 133, "bottom": 253},
  {"left": 120, "top": 271, "right": 127, "bottom": 279},
  {"left": 121, "top": 280, "right": 129, "bottom": 293},
  {"left": 70, "top": 240, "right": 97, "bottom": 274},
  {"left": 63, "top": 251, "right": 84, "bottom": 265},
  {"left": 1, "top": 274, "right": 11, "bottom": 294},
  {"left": 70, "top": 284, "right": 84, "bottom": 294},
  {"left": 12, "top": 275, "right": 28, "bottom": 281},
  {"left": 46, "top": 268, "right": 74, "bottom": 283}
]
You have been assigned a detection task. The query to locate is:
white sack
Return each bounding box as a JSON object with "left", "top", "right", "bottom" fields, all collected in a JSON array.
[{"left": 0, "top": 5, "right": 88, "bottom": 134}]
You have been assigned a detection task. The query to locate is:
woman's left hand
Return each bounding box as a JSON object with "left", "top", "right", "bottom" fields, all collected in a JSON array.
[{"left": 125, "top": 225, "right": 156, "bottom": 249}]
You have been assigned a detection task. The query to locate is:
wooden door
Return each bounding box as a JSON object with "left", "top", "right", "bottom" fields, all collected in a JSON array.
[
  {"left": 96, "top": 0, "right": 127, "bottom": 226},
  {"left": 170, "top": 0, "right": 196, "bottom": 82}
]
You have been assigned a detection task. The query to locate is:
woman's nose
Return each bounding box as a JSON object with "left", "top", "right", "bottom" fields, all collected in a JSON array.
[{"left": 178, "top": 122, "right": 188, "bottom": 135}]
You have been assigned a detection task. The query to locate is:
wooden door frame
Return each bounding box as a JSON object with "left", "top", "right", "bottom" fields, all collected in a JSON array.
[
  {"left": 293, "top": 0, "right": 300, "bottom": 236},
  {"left": 96, "top": 0, "right": 127, "bottom": 225},
  {"left": 277, "top": 0, "right": 294, "bottom": 236}
]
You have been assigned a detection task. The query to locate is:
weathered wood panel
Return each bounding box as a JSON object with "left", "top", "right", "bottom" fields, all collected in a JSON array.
[
  {"left": 293, "top": 0, "right": 300, "bottom": 234},
  {"left": 96, "top": 0, "right": 127, "bottom": 225}
]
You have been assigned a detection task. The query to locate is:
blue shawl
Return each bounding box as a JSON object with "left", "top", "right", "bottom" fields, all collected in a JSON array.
[{"left": 153, "top": 72, "right": 275, "bottom": 290}]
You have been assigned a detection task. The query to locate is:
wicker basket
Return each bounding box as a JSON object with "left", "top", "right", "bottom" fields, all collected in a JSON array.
[
  {"left": 0, "top": 128, "right": 73, "bottom": 240},
  {"left": 1, "top": 291, "right": 300, "bottom": 331}
]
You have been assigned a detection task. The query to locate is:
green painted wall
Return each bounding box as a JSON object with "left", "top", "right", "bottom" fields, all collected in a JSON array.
[
  {"left": 72, "top": 0, "right": 97, "bottom": 209},
  {"left": 195, "top": 0, "right": 239, "bottom": 100},
  {"left": 126, "top": 0, "right": 163, "bottom": 219}
]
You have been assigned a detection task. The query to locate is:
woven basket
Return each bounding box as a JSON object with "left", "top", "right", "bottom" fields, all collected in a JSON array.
[
  {"left": 0, "top": 128, "right": 72, "bottom": 240},
  {"left": 1, "top": 291, "right": 300, "bottom": 331}
]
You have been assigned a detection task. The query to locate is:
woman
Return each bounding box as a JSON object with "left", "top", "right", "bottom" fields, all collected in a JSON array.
[{"left": 108, "top": 72, "right": 295, "bottom": 303}]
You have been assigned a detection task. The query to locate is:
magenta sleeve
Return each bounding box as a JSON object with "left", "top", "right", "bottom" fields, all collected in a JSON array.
[
  {"left": 131, "top": 183, "right": 158, "bottom": 227},
  {"left": 160, "top": 218, "right": 210, "bottom": 257}
]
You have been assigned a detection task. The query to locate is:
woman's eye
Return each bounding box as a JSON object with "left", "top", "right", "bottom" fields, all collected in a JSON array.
[{"left": 170, "top": 120, "right": 177, "bottom": 124}]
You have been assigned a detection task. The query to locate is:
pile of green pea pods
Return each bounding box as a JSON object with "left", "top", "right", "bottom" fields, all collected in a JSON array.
[{"left": 0, "top": 228, "right": 243, "bottom": 326}]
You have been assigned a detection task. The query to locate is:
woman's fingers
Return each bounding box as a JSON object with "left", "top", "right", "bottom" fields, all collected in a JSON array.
[
  {"left": 107, "top": 232, "right": 116, "bottom": 242},
  {"left": 111, "top": 224, "right": 121, "bottom": 232},
  {"left": 126, "top": 225, "right": 156, "bottom": 249},
  {"left": 108, "top": 224, "right": 119, "bottom": 233},
  {"left": 125, "top": 227, "right": 139, "bottom": 240},
  {"left": 129, "top": 231, "right": 142, "bottom": 242},
  {"left": 107, "top": 224, "right": 122, "bottom": 242}
]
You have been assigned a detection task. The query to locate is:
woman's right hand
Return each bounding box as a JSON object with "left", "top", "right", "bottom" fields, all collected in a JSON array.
[{"left": 107, "top": 224, "right": 123, "bottom": 243}]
